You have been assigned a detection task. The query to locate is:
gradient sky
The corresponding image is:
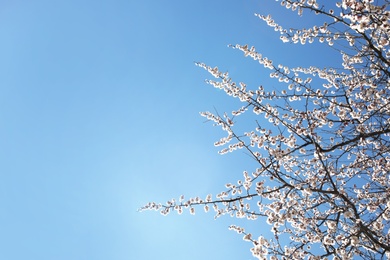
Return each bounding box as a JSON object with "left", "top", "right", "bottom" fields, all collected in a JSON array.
[{"left": 0, "top": 1, "right": 339, "bottom": 259}]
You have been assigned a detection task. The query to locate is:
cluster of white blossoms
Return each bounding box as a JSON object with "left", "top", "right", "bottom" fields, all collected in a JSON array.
[{"left": 140, "top": 1, "right": 390, "bottom": 259}]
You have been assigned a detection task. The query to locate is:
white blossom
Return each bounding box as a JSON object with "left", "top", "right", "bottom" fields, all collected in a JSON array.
[{"left": 141, "top": 1, "right": 390, "bottom": 259}]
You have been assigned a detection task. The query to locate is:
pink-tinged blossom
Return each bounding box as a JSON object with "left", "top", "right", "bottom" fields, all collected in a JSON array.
[{"left": 141, "top": 1, "right": 390, "bottom": 259}]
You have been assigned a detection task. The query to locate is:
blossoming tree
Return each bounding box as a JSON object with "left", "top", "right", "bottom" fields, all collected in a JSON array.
[{"left": 141, "top": 1, "right": 390, "bottom": 259}]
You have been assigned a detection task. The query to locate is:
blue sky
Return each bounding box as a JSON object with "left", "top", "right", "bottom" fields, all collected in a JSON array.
[{"left": 0, "top": 1, "right": 339, "bottom": 259}]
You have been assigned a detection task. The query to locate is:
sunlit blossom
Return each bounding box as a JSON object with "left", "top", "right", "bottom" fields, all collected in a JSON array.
[{"left": 141, "top": 1, "right": 390, "bottom": 259}]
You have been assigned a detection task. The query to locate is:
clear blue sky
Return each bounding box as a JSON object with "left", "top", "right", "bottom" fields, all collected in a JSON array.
[{"left": 0, "top": 1, "right": 338, "bottom": 259}]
